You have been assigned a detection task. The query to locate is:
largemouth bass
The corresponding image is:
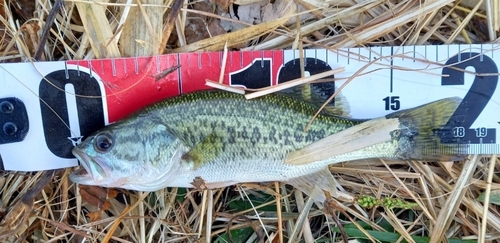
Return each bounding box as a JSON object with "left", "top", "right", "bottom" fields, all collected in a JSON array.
[{"left": 70, "top": 90, "right": 462, "bottom": 201}]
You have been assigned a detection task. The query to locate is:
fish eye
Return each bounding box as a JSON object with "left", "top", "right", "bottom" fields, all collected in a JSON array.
[{"left": 94, "top": 132, "right": 114, "bottom": 153}]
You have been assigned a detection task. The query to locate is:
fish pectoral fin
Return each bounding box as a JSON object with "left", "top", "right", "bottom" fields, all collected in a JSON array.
[
  {"left": 182, "top": 132, "right": 225, "bottom": 168},
  {"left": 286, "top": 168, "right": 339, "bottom": 202},
  {"left": 286, "top": 117, "right": 400, "bottom": 165}
]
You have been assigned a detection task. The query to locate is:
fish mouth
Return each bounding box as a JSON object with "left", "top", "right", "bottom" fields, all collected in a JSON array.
[{"left": 70, "top": 148, "right": 107, "bottom": 184}]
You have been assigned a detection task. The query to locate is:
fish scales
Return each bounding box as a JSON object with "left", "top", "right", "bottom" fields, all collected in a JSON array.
[
  {"left": 147, "top": 91, "right": 358, "bottom": 158},
  {"left": 70, "top": 90, "right": 463, "bottom": 201}
]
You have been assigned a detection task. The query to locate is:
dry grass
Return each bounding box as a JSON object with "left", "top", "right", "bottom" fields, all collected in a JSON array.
[{"left": 0, "top": 0, "right": 499, "bottom": 242}]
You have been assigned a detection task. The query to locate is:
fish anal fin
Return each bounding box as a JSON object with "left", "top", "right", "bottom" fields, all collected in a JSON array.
[
  {"left": 286, "top": 168, "right": 339, "bottom": 202},
  {"left": 183, "top": 132, "right": 225, "bottom": 168}
]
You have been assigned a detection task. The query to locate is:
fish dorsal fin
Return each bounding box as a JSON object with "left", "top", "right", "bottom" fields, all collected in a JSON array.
[
  {"left": 286, "top": 167, "right": 339, "bottom": 202},
  {"left": 279, "top": 84, "right": 350, "bottom": 117},
  {"left": 182, "top": 132, "right": 225, "bottom": 168}
]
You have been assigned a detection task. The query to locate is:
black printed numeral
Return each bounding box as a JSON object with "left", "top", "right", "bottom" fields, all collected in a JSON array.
[
  {"left": 438, "top": 52, "right": 498, "bottom": 144},
  {"left": 230, "top": 60, "right": 271, "bottom": 89},
  {"left": 230, "top": 57, "right": 337, "bottom": 104},
  {"left": 39, "top": 70, "right": 105, "bottom": 158},
  {"left": 277, "top": 58, "right": 336, "bottom": 105},
  {"left": 383, "top": 96, "right": 400, "bottom": 110}
]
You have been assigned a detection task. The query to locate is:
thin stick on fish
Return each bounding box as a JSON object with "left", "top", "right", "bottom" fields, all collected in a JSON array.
[
  {"left": 219, "top": 41, "right": 229, "bottom": 84},
  {"left": 205, "top": 79, "right": 246, "bottom": 94},
  {"left": 245, "top": 68, "right": 344, "bottom": 99},
  {"left": 287, "top": 118, "right": 400, "bottom": 165},
  {"left": 208, "top": 67, "right": 344, "bottom": 96}
]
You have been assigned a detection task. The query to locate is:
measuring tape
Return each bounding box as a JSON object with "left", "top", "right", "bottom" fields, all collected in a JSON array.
[{"left": 0, "top": 44, "right": 499, "bottom": 171}]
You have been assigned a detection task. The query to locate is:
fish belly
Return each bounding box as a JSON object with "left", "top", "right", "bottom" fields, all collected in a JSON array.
[{"left": 165, "top": 157, "right": 325, "bottom": 188}]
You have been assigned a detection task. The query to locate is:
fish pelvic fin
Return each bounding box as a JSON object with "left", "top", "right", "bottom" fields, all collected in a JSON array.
[
  {"left": 286, "top": 168, "right": 338, "bottom": 202},
  {"left": 386, "top": 97, "right": 467, "bottom": 160}
]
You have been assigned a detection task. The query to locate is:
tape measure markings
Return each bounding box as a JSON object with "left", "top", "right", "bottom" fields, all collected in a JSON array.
[{"left": 0, "top": 44, "right": 499, "bottom": 171}]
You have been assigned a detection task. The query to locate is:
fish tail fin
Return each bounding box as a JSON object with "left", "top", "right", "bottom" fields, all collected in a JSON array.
[{"left": 386, "top": 97, "right": 467, "bottom": 160}]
